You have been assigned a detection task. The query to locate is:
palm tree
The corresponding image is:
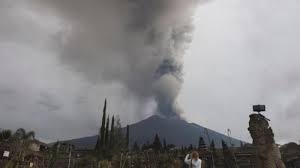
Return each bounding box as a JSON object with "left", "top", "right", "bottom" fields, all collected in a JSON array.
[
  {"left": 48, "top": 141, "right": 60, "bottom": 168},
  {"left": 13, "top": 128, "right": 35, "bottom": 140},
  {"left": 0, "top": 129, "right": 12, "bottom": 142},
  {"left": 11, "top": 128, "right": 35, "bottom": 165}
]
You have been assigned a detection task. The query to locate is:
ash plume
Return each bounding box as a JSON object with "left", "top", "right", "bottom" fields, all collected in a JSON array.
[{"left": 35, "top": 0, "right": 200, "bottom": 118}]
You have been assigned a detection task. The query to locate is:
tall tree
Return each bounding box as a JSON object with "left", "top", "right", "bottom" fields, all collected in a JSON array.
[
  {"left": 13, "top": 128, "right": 35, "bottom": 141},
  {"left": 10, "top": 128, "right": 35, "bottom": 166},
  {"left": 163, "top": 138, "right": 167, "bottom": 151},
  {"left": 104, "top": 115, "right": 110, "bottom": 148},
  {"left": 152, "top": 134, "right": 162, "bottom": 152},
  {"left": 210, "top": 140, "right": 217, "bottom": 168},
  {"left": 109, "top": 115, "right": 115, "bottom": 149},
  {"left": 222, "top": 140, "right": 228, "bottom": 151},
  {"left": 222, "top": 140, "right": 237, "bottom": 168},
  {"left": 113, "top": 116, "right": 124, "bottom": 149},
  {"left": 240, "top": 141, "right": 244, "bottom": 147},
  {"left": 133, "top": 141, "right": 140, "bottom": 152},
  {"left": 48, "top": 141, "right": 60, "bottom": 168},
  {"left": 210, "top": 140, "right": 217, "bottom": 156},
  {"left": 98, "top": 99, "right": 107, "bottom": 150},
  {"left": 198, "top": 136, "right": 206, "bottom": 150},
  {"left": 141, "top": 144, "right": 147, "bottom": 151},
  {"left": 0, "top": 129, "right": 12, "bottom": 143},
  {"left": 126, "top": 125, "right": 129, "bottom": 149}
]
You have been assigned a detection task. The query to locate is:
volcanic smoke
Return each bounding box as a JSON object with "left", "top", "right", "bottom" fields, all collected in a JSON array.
[{"left": 35, "top": 0, "right": 200, "bottom": 118}]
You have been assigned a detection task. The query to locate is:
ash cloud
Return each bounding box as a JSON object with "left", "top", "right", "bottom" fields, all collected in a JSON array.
[{"left": 35, "top": 0, "right": 200, "bottom": 118}]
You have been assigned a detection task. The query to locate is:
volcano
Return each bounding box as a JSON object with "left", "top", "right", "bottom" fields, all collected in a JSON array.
[{"left": 66, "top": 115, "right": 245, "bottom": 149}]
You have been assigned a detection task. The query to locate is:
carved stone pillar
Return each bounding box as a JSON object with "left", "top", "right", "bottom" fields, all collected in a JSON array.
[{"left": 248, "top": 114, "right": 286, "bottom": 168}]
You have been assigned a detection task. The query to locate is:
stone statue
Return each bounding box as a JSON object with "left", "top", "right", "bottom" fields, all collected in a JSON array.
[{"left": 248, "top": 113, "right": 286, "bottom": 168}]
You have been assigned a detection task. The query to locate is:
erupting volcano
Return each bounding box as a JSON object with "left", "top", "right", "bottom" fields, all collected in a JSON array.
[{"left": 67, "top": 115, "right": 244, "bottom": 149}]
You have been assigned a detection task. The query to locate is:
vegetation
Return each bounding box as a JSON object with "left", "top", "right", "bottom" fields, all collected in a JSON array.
[
  {"left": 198, "top": 136, "right": 206, "bottom": 150},
  {"left": 126, "top": 125, "right": 129, "bottom": 149},
  {"left": 0, "top": 128, "right": 36, "bottom": 168},
  {"left": 0, "top": 100, "right": 253, "bottom": 168},
  {"left": 0, "top": 129, "right": 12, "bottom": 142},
  {"left": 93, "top": 99, "right": 128, "bottom": 162},
  {"left": 222, "top": 140, "right": 238, "bottom": 168}
]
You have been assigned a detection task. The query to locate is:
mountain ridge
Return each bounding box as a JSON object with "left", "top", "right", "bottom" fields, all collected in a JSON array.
[{"left": 64, "top": 115, "right": 246, "bottom": 149}]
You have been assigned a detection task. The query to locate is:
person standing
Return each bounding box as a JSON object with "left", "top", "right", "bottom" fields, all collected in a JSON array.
[{"left": 184, "top": 151, "right": 202, "bottom": 168}]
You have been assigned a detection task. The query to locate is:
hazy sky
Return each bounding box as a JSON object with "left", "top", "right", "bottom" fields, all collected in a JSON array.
[{"left": 0, "top": 0, "right": 300, "bottom": 144}]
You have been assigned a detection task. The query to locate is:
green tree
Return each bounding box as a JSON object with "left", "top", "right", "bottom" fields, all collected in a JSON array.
[
  {"left": 104, "top": 115, "right": 110, "bottom": 148},
  {"left": 210, "top": 140, "right": 217, "bottom": 168},
  {"left": 95, "top": 99, "right": 107, "bottom": 151},
  {"left": 198, "top": 136, "right": 206, "bottom": 150},
  {"left": 113, "top": 116, "right": 125, "bottom": 150},
  {"left": 240, "top": 141, "right": 244, "bottom": 147},
  {"left": 222, "top": 140, "right": 237, "bottom": 168},
  {"left": 0, "top": 129, "right": 12, "bottom": 142},
  {"left": 210, "top": 140, "right": 217, "bottom": 157},
  {"left": 13, "top": 128, "right": 35, "bottom": 140},
  {"left": 100, "top": 99, "right": 107, "bottom": 149},
  {"left": 222, "top": 140, "right": 228, "bottom": 150},
  {"left": 133, "top": 141, "right": 140, "bottom": 152},
  {"left": 109, "top": 115, "right": 115, "bottom": 149},
  {"left": 48, "top": 141, "right": 60, "bottom": 168},
  {"left": 152, "top": 134, "right": 162, "bottom": 152},
  {"left": 141, "top": 143, "right": 147, "bottom": 151},
  {"left": 8, "top": 128, "right": 35, "bottom": 167},
  {"left": 126, "top": 125, "right": 129, "bottom": 149},
  {"left": 210, "top": 140, "right": 215, "bottom": 150},
  {"left": 163, "top": 138, "right": 167, "bottom": 151}
]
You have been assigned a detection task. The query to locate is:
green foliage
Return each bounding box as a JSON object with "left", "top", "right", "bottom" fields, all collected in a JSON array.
[
  {"left": 132, "top": 141, "right": 140, "bottom": 152},
  {"left": 94, "top": 101, "right": 127, "bottom": 161},
  {"left": 47, "top": 141, "right": 60, "bottom": 168},
  {"left": 104, "top": 115, "right": 110, "bottom": 148},
  {"left": 141, "top": 143, "right": 147, "bottom": 151},
  {"left": 74, "top": 157, "right": 92, "bottom": 168},
  {"left": 210, "top": 140, "right": 217, "bottom": 159},
  {"left": 109, "top": 115, "right": 115, "bottom": 149},
  {"left": 152, "top": 134, "right": 162, "bottom": 152},
  {"left": 126, "top": 152, "right": 183, "bottom": 168},
  {"left": 222, "top": 140, "right": 238, "bottom": 168},
  {"left": 240, "top": 141, "right": 244, "bottom": 147},
  {"left": 163, "top": 138, "right": 167, "bottom": 151},
  {"left": 4, "top": 160, "right": 17, "bottom": 168},
  {"left": 210, "top": 140, "right": 215, "bottom": 149},
  {"left": 113, "top": 116, "right": 126, "bottom": 150},
  {"left": 99, "top": 99, "right": 107, "bottom": 150},
  {"left": 0, "top": 128, "right": 36, "bottom": 167},
  {"left": 98, "top": 160, "right": 111, "bottom": 168},
  {"left": 126, "top": 125, "right": 129, "bottom": 149},
  {"left": 222, "top": 140, "right": 228, "bottom": 150},
  {"left": 0, "top": 129, "right": 12, "bottom": 141},
  {"left": 198, "top": 136, "right": 206, "bottom": 150},
  {"left": 13, "top": 128, "right": 35, "bottom": 140},
  {"left": 13, "top": 128, "right": 25, "bottom": 139}
]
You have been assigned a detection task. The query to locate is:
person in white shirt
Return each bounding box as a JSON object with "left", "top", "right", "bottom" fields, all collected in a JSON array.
[{"left": 184, "top": 151, "right": 202, "bottom": 168}]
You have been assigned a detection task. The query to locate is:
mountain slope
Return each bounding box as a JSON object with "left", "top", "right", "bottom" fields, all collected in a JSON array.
[{"left": 66, "top": 115, "right": 245, "bottom": 149}]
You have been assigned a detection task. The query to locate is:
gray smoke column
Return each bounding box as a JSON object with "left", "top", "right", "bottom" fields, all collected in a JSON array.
[
  {"left": 35, "top": 0, "right": 200, "bottom": 118},
  {"left": 154, "top": 59, "right": 183, "bottom": 117}
]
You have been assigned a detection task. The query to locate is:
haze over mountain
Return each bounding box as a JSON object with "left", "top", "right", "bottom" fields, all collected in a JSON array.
[{"left": 67, "top": 115, "right": 244, "bottom": 149}]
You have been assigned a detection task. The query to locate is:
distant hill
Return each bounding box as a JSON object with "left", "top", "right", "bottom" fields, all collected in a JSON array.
[{"left": 65, "top": 115, "right": 245, "bottom": 149}]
